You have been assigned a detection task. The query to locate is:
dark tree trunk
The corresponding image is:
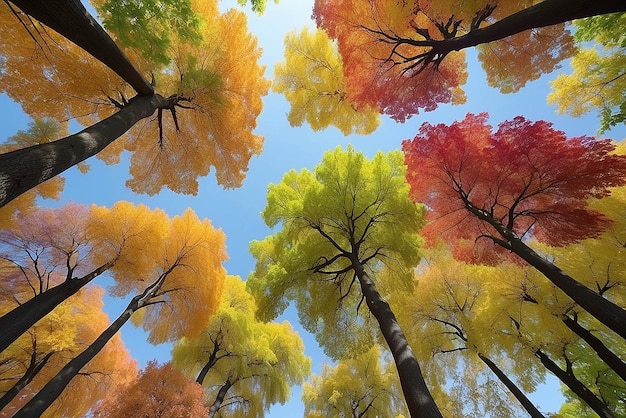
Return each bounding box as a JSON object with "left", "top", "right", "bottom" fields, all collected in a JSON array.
[
  {"left": 535, "top": 349, "right": 616, "bottom": 418},
  {"left": 207, "top": 378, "right": 233, "bottom": 418},
  {"left": 443, "top": 0, "right": 626, "bottom": 51},
  {"left": 561, "top": 315, "right": 626, "bottom": 382},
  {"left": 0, "top": 94, "right": 172, "bottom": 208},
  {"left": 8, "top": 0, "right": 153, "bottom": 95},
  {"left": 351, "top": 256, "right": 442, "bottom": 418},
  {"left": 0, "top": 351, "right": 53, "bottom": 410},
  {"left": 476, "top": 352, "right": 545, "bottom": 418},
  {"left": 195, "top": 343, "right": 221, "bottom": 385},
  {"left": 11, "top": 275, "right": 164, "bottom": 417},
  {"left": 508, "top": 238, "right": 626, "bottom": 340},
  {"left": 0, "top": 261, "right": 113, "bottom": 353},
  {"left": 462, "top": 202, "right": 626, "bottom": 340}
]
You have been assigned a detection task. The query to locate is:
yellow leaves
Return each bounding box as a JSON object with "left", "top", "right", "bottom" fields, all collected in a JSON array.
[{"left": 273, "top": 27, "right": 381, "bottom": 135}]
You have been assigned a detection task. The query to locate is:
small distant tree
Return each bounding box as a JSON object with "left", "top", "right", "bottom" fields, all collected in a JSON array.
[{"left": 93, "top": 360, "right": 208, "bottom": 418}]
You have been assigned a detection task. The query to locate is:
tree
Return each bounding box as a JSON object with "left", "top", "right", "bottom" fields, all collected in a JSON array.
[
  {"left": 0, "top": 286, "right": 137, "bottom": 417},
  {"left": 302, "top": 344, "right": 408, "bottom": 417},
  {"left": 247, "top": 146, "right": 442, "bottom": 417},
  {"left": 311, "top": 0, "right": 626, "bottom": 121},
  {"left": 402, "top": 112, "right": 626, "bottom": 339},
  {"left": 396, "top": 248, "right": 547, "bottom": 418},
  {"left": 0, "top": 201, "right": 170, "bottom": 353},
  {"left": 172, "top": 275, "right": 310, "bottom": 418},
  {"left": 12, "top": 208, "right": 227, "bottom": 417},
  {"left": 93, "top": 360, "right": 208, "bottom": 418},
  {"left": 0, "top": 0, "right": 270, "bottom": 206},
  {"left": 548, "top": 12, "right": 626, "bottom": 133},
  {"left": 273, "top": 27, "right": 380, "bottom": 135}
]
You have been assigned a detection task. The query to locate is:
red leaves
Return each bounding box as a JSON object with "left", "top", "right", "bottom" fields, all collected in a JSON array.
[{"left": 402, "top": 113, "right": 626, "bottom": 263}]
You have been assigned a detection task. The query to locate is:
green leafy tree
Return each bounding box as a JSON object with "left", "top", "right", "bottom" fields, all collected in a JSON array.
[
  {"left": 247, "top": 146, "right": 442, "bottom": 417},
  {"left": 172, "top": 275, "right": 311, "bottom": 418},
  {"left": 302, "top": 345, "right": 408, "bottom": 417},
  {"left": 549, "top": 12, "right": 626, "bottom": 132}
]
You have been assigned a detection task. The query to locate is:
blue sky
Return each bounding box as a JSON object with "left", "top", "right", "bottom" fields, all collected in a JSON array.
[{"left": 1, "top": 0, "right": 625, "bottom": 416}]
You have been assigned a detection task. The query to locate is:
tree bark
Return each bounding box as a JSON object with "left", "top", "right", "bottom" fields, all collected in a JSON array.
[
  {"left": 207, "top": 378, "right": 233, "bottom": 418},
  {"left": 11, "top": 274, "right": 164, "bottom": 417},
  {"left": 476, "top": 352, "right": 545, "bottom": 418},
  {"left": 0, "top": 261, "right": 114, "bottom": 353},
  {"left": 0, "top": 94, "right": 172, "bottom": 208},
  {"left": 8, "top": 0, "right": 153, "bottom": 95},
  {"left": 561, "top": 315, "right": 626, "bottom": 382},
  {"left": 351, "top": 256, "right": 442, "bottom": 418},
  {"left": 195, "top": 343, "right": 221, "bottom": 385},
  {"left": 535, "top": 349, "right": 616, "bottom": 418}
]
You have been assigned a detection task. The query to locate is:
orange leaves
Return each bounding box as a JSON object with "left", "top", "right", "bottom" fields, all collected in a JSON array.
[
  {"left": 402, "top": 113, "right": 626, "bottom": 263},
  {"left": 93, "top": 361, "right": 208, "bottom": 418},
  {"left": 314, "top": 0, "right": 468, "bottom": 121}
]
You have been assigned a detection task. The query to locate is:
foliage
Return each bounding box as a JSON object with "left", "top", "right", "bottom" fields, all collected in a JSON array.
[
  {"left": 93, "top": 360, "right": 208, "bottom": 417},
  {"left": 0, "top": 286, "right": 137, "bottom": 417},
  {"left": 0, "top": 0, "right": 270, "bottom": 195},
  {"left": 402, "top": 112, "right": 626, "bottom": 263},
  {"left": 172, "top": 275, "right": 310, "bottom": 417},
  {"left": 313, "top": 0, "right": 467, "bottom": 121},
  {"left": 302, "top": 344, "right": 408, "bottom": 417},
  {"left": 247, "top": 146, "right": 425, "bottom": 358},
  {"left": 273, "top": 27, "right": 380, "bottom": 135},
  {"left": 548, "top": 13, "right": 626, "bottom": 132}
]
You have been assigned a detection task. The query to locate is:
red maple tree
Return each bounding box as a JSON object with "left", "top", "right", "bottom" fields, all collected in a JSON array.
[{"left": 402, "top": 112, "right": 626, "bottom": 338}]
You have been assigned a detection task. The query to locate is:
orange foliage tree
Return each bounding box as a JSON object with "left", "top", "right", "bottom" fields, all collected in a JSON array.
[
  {"left": 402, "top": 112, "right": 626, "bottom": 340},
  {"left": 0, "top": 286, "right": 137, "bottom": 417},
  {"left": 12, "top": 207, "right": 226, "bottom": 416},
  {"left": 0, "top": 0, "right": 270, "bottom": 206},
  {"left": 312, "top": 0, "right": 625, "bottom": 121},
  {"left": 93, "top": 361, "right": 208, "bottom": 418}
]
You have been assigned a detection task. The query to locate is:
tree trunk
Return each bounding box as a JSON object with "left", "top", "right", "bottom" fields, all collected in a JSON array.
[
  {"left": 0, "top": 351, "right": 53, "bottom": 410},
  {"left": 535, "top": 349, "right": 616, "bottom": 418},
  {"left": 351, "top": 256, "right": 442, "bottom": 418},
  {"left": 462, "top": 202, "right": 626, "bottom": 340},
  {"left": 208, "top": 378, "right": 233, "bottom": 418},
  {"left": 0, "top": 94, "right": 172, "bottom": 208},
  {"left": 476, "top": 352, "right": 545, "bottom": 418},
  {"left": 195, "top": 343, "right": 221, "bottom": 385},
  {"left": 444, "top": 0, "right": 626, "bottom": 51},
  {"left": 561, "top": 315, "right": 626, "bottom": 382},
  {"left": 508, "top": 238, "right": 626, "bottom": 340},
  {"left": 0, "top": 261, "right": 113, "bottom": 353},
  {"left": 11, "top": 275, "right": 164, "bottom": 417},
  {"left": 8, "top": 0, "right": 153, "bottom": 95}
]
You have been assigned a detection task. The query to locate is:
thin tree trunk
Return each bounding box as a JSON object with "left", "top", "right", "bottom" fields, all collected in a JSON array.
[
  {"left": 8, "top": 0, "right": 153, "bottom": 95},
  {"left": 476, "top": 352, "right": 545, "bottom": 418},
  {"left": 207, "top": 378, "right": 233, "bottom": 418},
  {"left": 195, "top": 343, "right": 221, "bottom": 385},
  {"left": 562, "top": 315, "right": 626, "bottom": 382},
  {"left": 0, "top": 260, "right": 114, "bottom": 353},
  {"left": 351, "top": 256, "right": 442, "bottom": 418},
  {"left": 535, "top": 349, "right": 616, "bottom": 418},
  {"left": 0, "top": 94, "right": 173, "bottom": 208},
  {"left": 0, "top": 350, "right": 53, "bottom": 410},
  {"left": 11, "top": 274, "right": 165, "bottom": 417}
]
